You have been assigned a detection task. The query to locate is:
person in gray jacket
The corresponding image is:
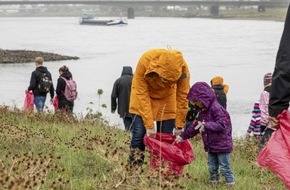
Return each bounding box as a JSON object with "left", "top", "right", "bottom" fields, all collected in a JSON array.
[{"left": 111, "top": 66, "right": 133, "bottom": 131}]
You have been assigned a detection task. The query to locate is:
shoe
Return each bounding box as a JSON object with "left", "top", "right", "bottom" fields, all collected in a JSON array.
[
  {"left": 210, "top": 180, "right": 219, "bottom": 186},
  {"left": 226, "top": 182, "right": 235, "bottom": 188}
]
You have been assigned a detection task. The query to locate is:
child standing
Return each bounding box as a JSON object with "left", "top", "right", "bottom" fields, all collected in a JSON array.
[
  {"left": 246, "top": 101, "right": 262, "bottom": 139},
  {"left": 175, "top": 82, "right": 235, "bottom": 186}
]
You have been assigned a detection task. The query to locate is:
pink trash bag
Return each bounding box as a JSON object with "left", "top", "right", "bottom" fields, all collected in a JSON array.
[
  {"left": 53, "top": 96, "right": 59, "bottom": 111},
  {"left": 23, "top": 91, "right": 34, "bottom": 111},
  {"left": 144, "top": 133, "right": 194, "bottom": 177},
  {"left": 257, "top": 110, "right": 290, "bottom": 188}
]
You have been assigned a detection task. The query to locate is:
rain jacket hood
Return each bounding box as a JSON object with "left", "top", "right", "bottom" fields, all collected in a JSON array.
[
  {"left": 121, "top": 66, "right": 133, "bottom": 76},
  {"left": 187, "top": 82, "right": 215, "bottom": 110},
  {"left": 145, "top": 49, "right": 184, "bottom": 81}
]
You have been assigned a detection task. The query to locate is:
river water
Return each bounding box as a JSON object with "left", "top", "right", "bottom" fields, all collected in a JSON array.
[{"left": 0, "top": 17, "right": 284, "bottom": 136}]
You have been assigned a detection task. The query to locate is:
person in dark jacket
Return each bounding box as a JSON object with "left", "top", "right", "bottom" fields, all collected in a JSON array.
[
  {"left": 268, "top": 4, "right": 290, "bottom": 129},
  {"left": 210, "top": 76, "right": 229, "bottom": 109},
  {"left": 56, "top": 65, "right": 74, "bottom": 114},
  {"left": 175, "top": 82, "right": 235, "bottom": 186},
  {"left": 111, "top": 66, "right": 133, "bottom": 131},
  {"left": 27, "top": 57, "right": 54, "bottom": 111}
]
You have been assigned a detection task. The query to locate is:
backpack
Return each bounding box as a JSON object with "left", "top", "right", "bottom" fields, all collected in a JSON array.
[
  {"left": 38, "top": 72, "right": 52, "bottom": 93},
  {"left": 61, "top": 77, "right": 78, "bottom": 102}
]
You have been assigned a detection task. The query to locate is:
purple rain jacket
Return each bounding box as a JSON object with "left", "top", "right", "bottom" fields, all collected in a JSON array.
[{"left": 180, "top": 82, "right": 233, "bottom": 153}]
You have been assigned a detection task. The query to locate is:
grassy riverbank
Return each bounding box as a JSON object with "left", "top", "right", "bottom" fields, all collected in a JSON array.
[{"left": 0, "top": 106, "right": 284, "bottom": 189}]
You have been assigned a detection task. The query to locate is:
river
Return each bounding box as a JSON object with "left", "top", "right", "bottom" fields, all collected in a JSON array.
[{"left": 0, "top": 17, "right": 284, "bottom": 137}]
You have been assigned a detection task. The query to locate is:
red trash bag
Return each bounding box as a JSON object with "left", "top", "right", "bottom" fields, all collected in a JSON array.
[
  {"left": 53, "top": 96, "right": 59, "bottom": 111},
  {"left": 23, "top": 91, "right": 34, "bottom": 111},
  {"left": 257, "top": 110, "right": 290, "bottom": 188},
  {"left": 144, "top": 133, "right": 194, "bottom": 177}
]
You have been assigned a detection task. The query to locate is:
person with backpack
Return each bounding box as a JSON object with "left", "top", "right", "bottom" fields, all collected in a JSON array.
[
  {"left": 111, "top": 66, "right": 133, "bottom": 131},
  {"left": 27, "top": 57, "right": 54, "bottom": 111},
  {"left": 56, "top": 65, "right": 77, "bottom": 115},
  {"left": 210, "top": 76, "right": 229, "bottom": 109}
]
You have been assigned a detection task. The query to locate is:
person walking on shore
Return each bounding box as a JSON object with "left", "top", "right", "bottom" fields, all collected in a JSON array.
[
  {"left": 27, "top": 57, "right": 54, "bottom": 111},
  {"left": 56, "top": 65, "right": 77, "bottom": 115},
  {"left": 111, "top": 66, "right": 133, "bottom": 131}
]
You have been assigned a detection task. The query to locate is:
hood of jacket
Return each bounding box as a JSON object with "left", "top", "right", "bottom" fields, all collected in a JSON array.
[
  {"left": 36, "top": 66, "right": 49, "bottom": 73},
  {"left": 211, "top": 76, "right": 224, "bottom": 85},
  {"left": 187, "top": 82, "right": 215, "bottom": 110},
  {"left": 121, "top": 66, "right": 133, "bottom": 76},
  {"left": 144, "top": 49, "right": 185, "bottom": 82},
  {"left": 60, "top": 71, "right": 72, "bottom": 80}
]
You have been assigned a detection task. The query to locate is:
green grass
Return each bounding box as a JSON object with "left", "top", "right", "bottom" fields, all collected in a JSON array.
[{"left": 0, "top": 106, "right": 285, "bottom": 189}]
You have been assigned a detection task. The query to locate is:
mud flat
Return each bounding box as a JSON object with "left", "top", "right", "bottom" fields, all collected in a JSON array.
[{"left": 0, "top": 49, "right": 79, "bottom": 64}]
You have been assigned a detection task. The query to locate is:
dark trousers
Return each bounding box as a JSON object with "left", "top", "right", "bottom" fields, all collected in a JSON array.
[
  {"left": 259, "top": 128, "right": 275, "bottom": 152},
  {"left": 123, "top": 117, "right": 132, "bottom": 131}
]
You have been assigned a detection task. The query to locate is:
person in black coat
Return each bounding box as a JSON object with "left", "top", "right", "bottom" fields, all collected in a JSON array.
[
  {"left": 269, "top": 4, "right": 290, "bottom": 128},
  {"left": 56, "top": 65, "right": 74, "bottom": 114},
  {"left": 27, "top": 57, "right": 54, "bottom": 111},
  {"left": 111, "top": 66, "right": 133, "bottom": 131}
]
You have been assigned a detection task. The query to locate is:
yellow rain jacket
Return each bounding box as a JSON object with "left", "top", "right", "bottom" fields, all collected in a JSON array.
[{"left": 129, "top": 49, "right": 190, "bottom": 129}]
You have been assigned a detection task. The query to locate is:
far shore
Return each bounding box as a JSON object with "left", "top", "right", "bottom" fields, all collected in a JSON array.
[
  {"left": 0, "top": 49, "right": 79, "bottom": 64},
  {"left": 0, "top": 7, "right": 287, "bottom": 22}
]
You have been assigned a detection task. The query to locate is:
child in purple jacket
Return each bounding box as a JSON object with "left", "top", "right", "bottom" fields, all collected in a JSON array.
[{"left": 175, "top": 82, "right": 235, "bottom": 186}]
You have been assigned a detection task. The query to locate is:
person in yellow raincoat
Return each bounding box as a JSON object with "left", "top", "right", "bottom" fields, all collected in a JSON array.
[{"left": 129, "top": 48, "right": 190, "bottom": 165}]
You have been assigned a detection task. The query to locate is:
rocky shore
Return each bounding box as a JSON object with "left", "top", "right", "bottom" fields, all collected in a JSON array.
[{"left": 0, "top": 49, "right": 79, "bottom": 64}]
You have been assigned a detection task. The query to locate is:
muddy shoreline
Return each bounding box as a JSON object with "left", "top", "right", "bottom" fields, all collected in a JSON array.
[{"left": 0, "top": 49, "right": 79, "bottom": 64}]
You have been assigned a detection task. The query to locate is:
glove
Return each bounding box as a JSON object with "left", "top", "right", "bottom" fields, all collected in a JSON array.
[
  {"left": 195, "top": 121, "right": 205, "bottom": 133},
  {"left": 174, "top": 135, "right": 184, "bottom": 144},
  {"left": 146, "top": 129, "right": 156, "bottom": 138},
  {"left": 111, "top": 109, "right": 116, "bottom": 114},
  {"left": 174, "top": 128, "right": 183, "bottom": 136}
]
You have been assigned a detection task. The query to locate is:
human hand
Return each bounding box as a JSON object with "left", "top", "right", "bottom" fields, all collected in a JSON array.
[
  {"left": 269, "top": 116, "right": 279, "bottom": 129},
  {"left": 174, "top": 135, "right": 184, "bottom": 144},
  {"left": 146, "top": 129, "right": 156, "bottom": 138},
  {"left": 25, "top": 90, "right": 28, "bottom": 93},
  {"left": 111, "top": 109, "right": 116, "bottom": 114},
  {"left": 174, "top": 128, "right": 183, "bottom": 136},
  {"left": 195, "top": 121, "right": 205, "bottom": 133},
  {"left": 245, "top": 132, "right": 250, "bottom": 139}
]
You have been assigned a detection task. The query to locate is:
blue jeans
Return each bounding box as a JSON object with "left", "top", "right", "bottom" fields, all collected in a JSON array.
[
  {"left": 129, "top": 114, "right": 175, "bottom": 165},
  {"left": 208, "top": 152, "right": 234, "bottom": 183},
  {"left": 34, "top": 96, "right": 46, "bottom": 111},
  {"left": 123, "top": 117, "right": 132, "bottom": 131}
]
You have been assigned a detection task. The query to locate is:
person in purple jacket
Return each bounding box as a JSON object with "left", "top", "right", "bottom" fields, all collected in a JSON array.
[{"left": 175, "top": 82, "right": 235, "bottom": 186}]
